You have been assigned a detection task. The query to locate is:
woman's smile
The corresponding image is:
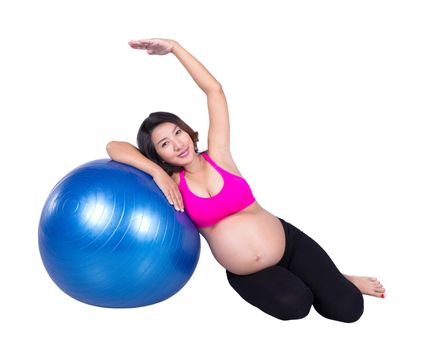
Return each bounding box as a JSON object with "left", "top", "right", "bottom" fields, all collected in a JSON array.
[{"left": 178, "top": 148, "right": 189, "bottom": 158}]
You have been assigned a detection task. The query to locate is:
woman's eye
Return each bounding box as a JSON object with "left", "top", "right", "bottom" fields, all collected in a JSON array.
[{"left": 162, "top": 130, "right": 181, "bottom": 147}]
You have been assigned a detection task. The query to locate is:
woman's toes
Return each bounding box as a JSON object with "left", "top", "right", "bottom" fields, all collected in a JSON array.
[{"left": 371, "top": 290, "right": 384, "bottom": 298}]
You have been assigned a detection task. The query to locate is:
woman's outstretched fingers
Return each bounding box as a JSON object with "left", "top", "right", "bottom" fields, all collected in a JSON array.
[
  {"left": 128, "top": 38, "right": 173, "bottom": 55},
  {"left": 172, "top": 191, "right": 184, "bottom": 212},
  {"left": 128, "top": 39, "right": 151, "bottom": 49},
  {"left": 176, "top": 194, "right": 184, "bottom": 212}
]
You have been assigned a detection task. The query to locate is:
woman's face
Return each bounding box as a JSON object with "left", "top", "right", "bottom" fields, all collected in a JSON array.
[{"left": 151, "top": 122, "right": 195, "bottom": 166}]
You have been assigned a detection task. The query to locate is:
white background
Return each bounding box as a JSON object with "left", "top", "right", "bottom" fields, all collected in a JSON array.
[{"left": 1, "top": 0, "right": 421, "bottom": 349}]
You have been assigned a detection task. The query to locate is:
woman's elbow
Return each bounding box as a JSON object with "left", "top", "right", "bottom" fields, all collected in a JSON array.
[
  {"left": 106, "top": 141, "right": 120, "bottom": 157},
  {"left": 206, "top": 82, "right": 223, "bottom": 94}
]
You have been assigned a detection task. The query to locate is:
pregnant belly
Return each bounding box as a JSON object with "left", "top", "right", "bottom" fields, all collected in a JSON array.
[{"left": 200, "top": 202, "right": 286, "bottom": 275}]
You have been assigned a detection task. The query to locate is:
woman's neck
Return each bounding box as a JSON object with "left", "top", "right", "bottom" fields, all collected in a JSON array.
[{"left": 183, "top": 152, "right": 207, "bottom": 176}]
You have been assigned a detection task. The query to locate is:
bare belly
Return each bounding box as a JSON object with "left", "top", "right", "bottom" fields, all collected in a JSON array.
[{"left": 200, "top": 201, "right": 286, "bottom": 275}]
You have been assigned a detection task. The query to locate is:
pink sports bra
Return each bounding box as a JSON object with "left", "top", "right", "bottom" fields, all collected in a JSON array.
[{"left": 178, "top": 151, "right": 256, "bottom": 229}]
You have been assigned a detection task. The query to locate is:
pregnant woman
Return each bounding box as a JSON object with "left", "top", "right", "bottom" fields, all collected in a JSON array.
[{"left": 106, "top": 38, "right": 385, "bottom": 323}]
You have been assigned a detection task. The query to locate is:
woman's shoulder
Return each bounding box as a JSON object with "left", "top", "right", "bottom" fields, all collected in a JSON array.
[{"left": 206, "top": 148, "right": 243, "bottom": 177}]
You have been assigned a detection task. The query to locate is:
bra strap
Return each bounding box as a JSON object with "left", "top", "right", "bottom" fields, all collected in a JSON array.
[{"left": 201, "top": 152, "right": 220, "bottom": 171}]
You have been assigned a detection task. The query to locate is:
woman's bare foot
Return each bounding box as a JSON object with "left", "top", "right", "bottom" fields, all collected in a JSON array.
[{"left": 343, "top": 274, "right": 386, "bottom": 298}]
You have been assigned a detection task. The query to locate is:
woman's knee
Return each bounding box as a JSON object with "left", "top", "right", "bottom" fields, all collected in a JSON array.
[
  {"left": 270, "top": 287, "right": 314, "bottom": 320},
  {"left": 317, "top": 289, "right": 364, "bottom": 323},
  {"left": 339, "top": 291, "right": 364, "bottom": 323},
  {"left": 226, "top": 267, "right": 314, "bottom": 321}
]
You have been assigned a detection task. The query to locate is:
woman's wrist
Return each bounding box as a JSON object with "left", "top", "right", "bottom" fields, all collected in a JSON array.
[{"left": 170, "top": 40, "right": 180, "bottom": 53}]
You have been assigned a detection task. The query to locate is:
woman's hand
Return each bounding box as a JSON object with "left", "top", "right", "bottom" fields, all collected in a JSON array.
[
  {"left": 128, "top": 38, "right": 175, "bottom": 55},
  {"left": 152, "top": 170, "right": 184, "bottom": 212}
]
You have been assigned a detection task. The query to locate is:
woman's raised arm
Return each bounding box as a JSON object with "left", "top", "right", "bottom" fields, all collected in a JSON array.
[
  {"left": 171, "top": 40, "right": 221, "bottom": 94},
  {"left": 128, "top": 38, "right": 221, "bottom": 94}
]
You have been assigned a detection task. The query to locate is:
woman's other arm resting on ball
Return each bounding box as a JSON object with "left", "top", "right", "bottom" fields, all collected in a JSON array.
[{"left": 106, "top": 141, "right": 163, "bottom": 177}]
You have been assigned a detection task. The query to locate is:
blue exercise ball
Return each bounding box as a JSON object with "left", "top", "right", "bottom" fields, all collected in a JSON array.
[{"left": 38, "top": 159, "right": 200, "bottom": 308}]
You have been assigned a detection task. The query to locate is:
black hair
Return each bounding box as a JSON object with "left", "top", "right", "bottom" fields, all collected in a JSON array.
[{"left": 137, "top": 111, "right": 202, "bottom": 176}]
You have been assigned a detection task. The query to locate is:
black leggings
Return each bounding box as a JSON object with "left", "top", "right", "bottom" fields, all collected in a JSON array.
[{"left": 226, "top": 217, "right": 364, "bottom": 323}]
